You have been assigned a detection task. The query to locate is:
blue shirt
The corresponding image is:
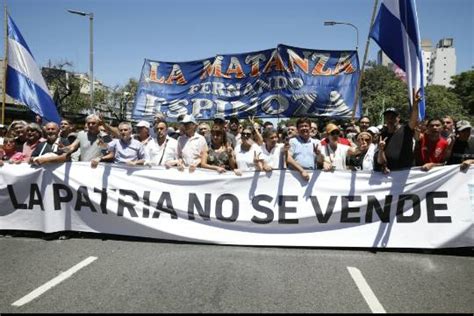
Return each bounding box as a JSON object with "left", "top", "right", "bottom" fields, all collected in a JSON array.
[
  {"left": 107, "top": 138, "right": 145, "bottom": 163},
  {"left": 289, "top": 136, "right": 320, "bottom": 169}
]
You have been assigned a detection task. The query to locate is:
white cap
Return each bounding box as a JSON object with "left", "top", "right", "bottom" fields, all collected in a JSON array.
[
  {"left": 367, "top": 126, "right": 380, "bottom": 134},
  {"left": 181, "top": 114, "right": 197, "bottom": 124},
  {"left": 136, "top": 120, "right": 150, "bottom": 129}
]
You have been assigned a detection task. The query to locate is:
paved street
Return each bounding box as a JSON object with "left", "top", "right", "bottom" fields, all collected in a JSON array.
[{"left": 0, "top": 232, "right": 473, "bottom": 313}]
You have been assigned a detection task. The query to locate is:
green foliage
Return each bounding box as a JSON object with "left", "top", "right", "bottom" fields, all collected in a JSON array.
[
  {"left": 360, "top": 64, "right": 409, "bottom": 125},
  {"left": 42, "top": 62, "right": 91, "bottom": 115},
  {"left": 424, "top": 85, "right": 468, "bottom": 120},
  {"left": 449, "top": 70, "right": 474, "bottom": 116},
  {"left": 106, "top": 78, "right": 138, "bottom": 122},
  {"left": 361, "top": 63, "right": 471, "bottom": 124}
]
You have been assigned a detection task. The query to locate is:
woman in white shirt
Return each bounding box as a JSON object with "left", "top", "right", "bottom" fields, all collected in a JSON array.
[
  {"left": 234, "top": 127, "right": 264, "bottom": 175},
  {"left": 347, "top": 132, "right": 376, "bottom": 171}
]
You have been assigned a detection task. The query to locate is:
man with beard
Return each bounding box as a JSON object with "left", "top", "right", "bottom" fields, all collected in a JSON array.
[
  {"left": 145, "top": 120, "right": 178, "bottom": 167},
  {"left": 374, "top": 104, "right": 419, "bottom": 173}
]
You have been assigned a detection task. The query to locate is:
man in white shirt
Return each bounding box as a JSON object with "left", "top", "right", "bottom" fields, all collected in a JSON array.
[
  {"left": 174, "top": 115, "right": 208, "bottom": 172},
  {"left": 145, "top": 120, "right": 178, "bottom": 167}
]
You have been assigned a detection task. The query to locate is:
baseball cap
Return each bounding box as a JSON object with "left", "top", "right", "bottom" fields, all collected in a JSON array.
[
  {"left": 456, "top": 120, "right": 472, "bottom": 131},
  {"left": 213, "top": 113, "right": 226, "bottom": 123},
  {"left": 229, "top": 116, "right": 239, "bottom": 123},
  {"left": 383, "top": 107, "right": 399, "bottom": 115},
  {"left": 136, "top": 120, "right": 150, "bottom": 129},
  {"left": 367, "top": 126, "right": 380, "bottom": 134},
  {"left": 326, "top": 123, "right": 339, "bottom": 134},
  {"left": 181, "top": 114, "right": 197, "bottom": 124}
]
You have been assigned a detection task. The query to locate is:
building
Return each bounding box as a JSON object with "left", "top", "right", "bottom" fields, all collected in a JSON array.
[
  {"left": 427, "top": 38, "right": 456, "bottom": 87},
  {"left": 377, "top": 38, "right": 457, "bottom": 88},
  {"left": 421, "top": 39, "right": 433, "bottom": 86}
]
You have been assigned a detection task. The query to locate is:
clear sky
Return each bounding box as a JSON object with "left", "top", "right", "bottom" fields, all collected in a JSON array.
[{"left": 5, "top": 0, "right": 473, "bottom": 88}]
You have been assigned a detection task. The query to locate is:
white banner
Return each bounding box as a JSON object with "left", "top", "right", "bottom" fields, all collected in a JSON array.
[{"left": 0, "top": 163, "right": 473, "bottom": 248}]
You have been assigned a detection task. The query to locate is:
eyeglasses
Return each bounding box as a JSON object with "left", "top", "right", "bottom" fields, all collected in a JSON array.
[
  {"left": 241, "top": 132, "right": 252, "bottom": 138},
  {"left": 330, "top": 130, "right": 340, "bottom": 136}
]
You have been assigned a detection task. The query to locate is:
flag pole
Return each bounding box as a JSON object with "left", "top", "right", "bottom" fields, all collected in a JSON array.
[
  {"left": 351, "top": 0, "right": 379, "bottom": 121},
  {"left": 1, "top": 4, "right": 7, "bottom": 125}
]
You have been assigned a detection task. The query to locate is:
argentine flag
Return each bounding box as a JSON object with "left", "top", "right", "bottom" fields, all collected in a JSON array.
[
  {"left": 7, "top": 14, "right": 61, "bottom": 123},
  {"left": 369, "top": 0, "right": 425, "bottom": 120}
]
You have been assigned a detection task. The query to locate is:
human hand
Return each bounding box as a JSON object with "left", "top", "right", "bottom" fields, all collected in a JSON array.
[
  {"left": 300, "top": 170, "right": 310, "bottom": 181},
  {"left": 379, "top": 137, "right": 388, "bottom": 151},
  {"left": 322, "top": 161, "right": 333, "bottom": 172},
  {"left": 91, "top": 158, "right": 100, "bottom": 169}
]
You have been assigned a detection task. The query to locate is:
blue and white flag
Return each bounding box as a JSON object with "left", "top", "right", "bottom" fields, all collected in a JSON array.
[
  {"left": 6, "top": 14, "right": 61, "bottom": 123},
  {"left": 369, "top": 0, "right": 425, "bottom": 120}
]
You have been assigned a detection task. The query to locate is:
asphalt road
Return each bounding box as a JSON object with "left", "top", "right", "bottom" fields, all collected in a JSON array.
[{"left": 0, "top": 232, "right": 473, "bottom": 313}]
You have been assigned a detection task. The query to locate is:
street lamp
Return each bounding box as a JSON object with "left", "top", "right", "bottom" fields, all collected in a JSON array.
[
  {"left": 67, "top": 9, "right": 94, "bottom": 109},
  {"left": 324, "top": 21, "right": 359, "bottom": 51}
]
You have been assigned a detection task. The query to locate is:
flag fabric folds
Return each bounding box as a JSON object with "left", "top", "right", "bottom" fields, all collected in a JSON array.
[
  {"left": 6, "top": 14, "right": 61, "bottom": 123},
  {"left": 369, "top": 0, "right": 425, "bottom": 120}
]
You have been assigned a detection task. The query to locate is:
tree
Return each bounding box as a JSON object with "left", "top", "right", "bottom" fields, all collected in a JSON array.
[
  {"left": 42, "top": 61, "right": 90, "bottom": 114},
  {"left": 424, "top": 85, "right": 468, "bottom": 120},
  {"left": 105, "top": 78, "right": 138, "bottom": 122},
  {"left": 450, "top": 70, "right": 474, "bottom": 116},
  {"left": 360, "top": 62, "right": 409, "bottom": 124},
  {"left": 360, "top": 62, "right": 470, "bottom": 124}
]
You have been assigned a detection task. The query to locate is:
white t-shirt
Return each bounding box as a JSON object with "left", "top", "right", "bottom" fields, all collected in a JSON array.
[
  {"left": 177, "top": 132, "right": 208, "bottom": 166},
  {"left": 362, "top": 143, "right": 377, "bottom": 171},
  {"left": 260, "top": 143, "right": 284, "bottom": 169},
  {"left": 235, "top": 143, "right": 262, "bottom": 172},
  {"left": 320, "top": 143, "right": 350, "bottom": 170},
  {"left": 145, "top": 136, "right": 178, "bottom": 166}
]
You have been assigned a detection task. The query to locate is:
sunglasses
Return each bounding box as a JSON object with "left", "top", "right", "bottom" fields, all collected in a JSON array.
[
  {"left": 330, "top": 130, "right": 340, "bottom": 136},
  {"left": 241, "top": 132, "right": 252, "bottom": 138}
]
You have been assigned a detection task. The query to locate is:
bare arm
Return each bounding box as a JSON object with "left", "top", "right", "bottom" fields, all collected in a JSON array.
[
  {"left": 408, "top": 88, "right": 421, "bottom": 130},
  {"left": 286, "top": 151, "right": 310, "bottom": 181}
]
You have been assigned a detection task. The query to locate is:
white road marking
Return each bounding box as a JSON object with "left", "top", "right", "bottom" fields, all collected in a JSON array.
[
  {"left": 12, "top": 256, "right": 98, "bottom": 307},
  {"left": 347, "top": 266, "right": 386, "bottom": 313}
]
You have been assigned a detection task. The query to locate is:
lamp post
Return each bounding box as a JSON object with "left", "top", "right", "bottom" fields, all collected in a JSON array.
[
  {"left": 67, "top": 9, "right": 94, "bottom": 109},
  {"left": 324, "top": 21, "right": 359, "bottom": 51}
]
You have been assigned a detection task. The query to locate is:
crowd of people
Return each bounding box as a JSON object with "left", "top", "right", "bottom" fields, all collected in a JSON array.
[{"left": 0, "top": 106, "right": 473, "bottom": 179}]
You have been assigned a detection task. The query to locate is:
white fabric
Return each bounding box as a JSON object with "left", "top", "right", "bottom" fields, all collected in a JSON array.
[
  {"left": 0, "top": 163, "right": 472, "bottom": 249},
  {"left": 235, "top": 143, "right": 262, "bottom": 171},
  {"left": 260, "top": 143, "right": 284, "bottom": 169},
  {"left": 320, "top": 143, "right": 350, "bottom": 170},
  {"left": 8, "top": 38, "right": 50, "bottom": 93},
  {"left": 177, "top": 132, "right": 208, "bottom": 166},
  {"left": 362, "top": 144, "right": 377, "bottom": 171},
  {"left": 145, "top": 136, "right": 178, "bottom": 166}
]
